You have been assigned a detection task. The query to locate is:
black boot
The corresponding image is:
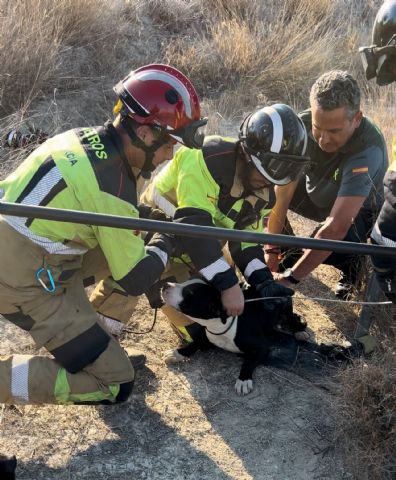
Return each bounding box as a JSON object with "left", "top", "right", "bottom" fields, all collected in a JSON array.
[{"left": 0, "top": 455, "right": 17, "bottom": 480}]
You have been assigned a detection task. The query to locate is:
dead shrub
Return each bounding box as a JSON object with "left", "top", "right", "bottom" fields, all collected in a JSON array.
[
  {"left": 337, "top": 219, "right": 395, "bottom": 480},
  {"left": 162, "top": 0, "right": 357, "bottom": 108},
  {"left": 136, "top": 0, "right": 205, "bottom": 33},
  {"left": 338, "top": 352, "right": 396, "bottom": 480},
  {"left": 362, "top": 85, "right": 396, "bottom": 157},
  {"left": 0, "top": 0, "right": 125, "bottom": 115}
]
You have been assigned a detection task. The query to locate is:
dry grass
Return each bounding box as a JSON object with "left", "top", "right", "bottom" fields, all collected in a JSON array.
[
  {"left": 337, "top": 351, "right": 396, "bottom": 480},
  {"left": 335, "top": 225, "right": 396, "bottom": 480},
  {"left": 0, "top": 0, "right": 386, "bottom": 120},
  {"left": 0, "top": 0, "right": 395, "bottom": 478},
  {"left": 277, "top": 210, "right": 396, "bottom": 480},
  {"left": 363, "top": 84, "right": 396, "bottom": 157},
  {"left": 160, "top": 0, "right": 383, "bottom": 112},
  {"left": 0, "top": 0, "right": 126, "bottom": 115},
  {"left": 163, "top": 2, "right": 343, "bottom": 108}
]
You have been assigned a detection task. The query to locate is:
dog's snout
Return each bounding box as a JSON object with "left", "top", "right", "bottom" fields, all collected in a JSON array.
[{"left": 160, "top": 281, "right": 182, "bottom": 309}]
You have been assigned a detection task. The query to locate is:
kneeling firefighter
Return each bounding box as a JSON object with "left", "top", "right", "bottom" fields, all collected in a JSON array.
[
  {"left": 0, "top": 64, "right": 206, "bottom": 405},
  {"left": 133, "top": 104, "right": 311, "bottom": 342}
]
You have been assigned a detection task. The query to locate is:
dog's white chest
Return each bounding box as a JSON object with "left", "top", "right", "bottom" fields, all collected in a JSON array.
[{"left": 205, "top": 317, "right": 241, "bottom": 353}]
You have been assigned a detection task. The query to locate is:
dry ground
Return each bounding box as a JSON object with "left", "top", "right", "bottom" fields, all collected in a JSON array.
[
  {"left": 0, "top": 98, "right": 381, "bottom": 480},
  {"left": 0, "top": 2, "right": 394, "bottom": 478},
  {"left": 0, "top": 213, "right": 372, "bottom": 480}
]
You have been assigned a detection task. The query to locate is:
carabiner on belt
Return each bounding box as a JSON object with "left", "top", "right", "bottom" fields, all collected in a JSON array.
[{"left": 36, "top": 267, "right": 56, "bottom": 293}]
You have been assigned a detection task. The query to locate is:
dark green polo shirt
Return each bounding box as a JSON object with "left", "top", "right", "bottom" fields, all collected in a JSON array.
[{"left": 297, "top": 109, "right": 388, "bottom": 221}]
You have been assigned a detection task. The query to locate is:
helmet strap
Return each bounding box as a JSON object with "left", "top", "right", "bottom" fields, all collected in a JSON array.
[
  {"left": 237, "top": 144, "right": 256, "bottom": 193},
  {"left": 120, "top": 111, "right": 170, "bottom": 173}
]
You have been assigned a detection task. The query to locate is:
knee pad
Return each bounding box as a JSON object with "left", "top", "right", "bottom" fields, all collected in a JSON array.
[
  {"left": 161, "top": 305, "right": 195, "bottom": 329},
  {"left": 50, "top": 323, "right": 110, "bottom": 374}
]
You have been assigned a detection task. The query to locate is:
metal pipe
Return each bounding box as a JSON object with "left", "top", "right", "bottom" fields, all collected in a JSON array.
[{"left": 0, "top": 201, "right": 395, "bottom": 257}]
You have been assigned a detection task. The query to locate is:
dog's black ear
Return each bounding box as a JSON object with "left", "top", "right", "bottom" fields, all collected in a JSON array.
[
  {"left": 281, "top": 296, "right": 294, "bottom": 316},
  {"left": 208, "top": 302, "right": 228, "bottom": 323}
]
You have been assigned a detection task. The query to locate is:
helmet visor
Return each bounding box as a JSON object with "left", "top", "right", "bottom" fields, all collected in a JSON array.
[
  {"left": 359, "top": 46, "right": 378, "bottom": 80},
  {"left": 168, "top": 118, "right": 207, "bottom": 149},
  {"left": 250, "top": 151, "right": 311, "bottom": 186},
  {"left": 359, "top": 35, "right": 396, "bottom": 83}
]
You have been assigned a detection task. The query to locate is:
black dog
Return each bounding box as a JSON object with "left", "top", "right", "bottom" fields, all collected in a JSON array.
[{"left": 162, "top": 278, "right": 308, "bottom": 395}]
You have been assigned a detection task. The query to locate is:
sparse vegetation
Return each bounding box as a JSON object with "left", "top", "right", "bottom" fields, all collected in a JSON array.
[
  {"left": 0, "top": 0, "right": 129, "bottom": 115},
  {"left": 338, "top": 349, "right": 396, "bottom": 480},
  {"left": 0, "top": 1, "right": 394, "bottom": 478}
]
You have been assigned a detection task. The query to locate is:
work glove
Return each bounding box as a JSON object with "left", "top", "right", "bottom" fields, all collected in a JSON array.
[
  {"left": 139, "top": 206, "right": 182, "bottom": 256},
  {"left": 138, "top": 204, "right": 174, "bottom": 246},
  {"left": 138, "top": 204, "right": 171, "bottom": 222},
  {"left": 255, "top": 279, "right": 295, "bottom": 312},
  {"left": 145, "top": 276, "right": 176, "bottom": 309},
  {"left": 371, "top": 252, "right": 396, "bottom": 303},
  {"left": 250, "top": 268, "right": 294, "bottom": 313},
  {"left": 148, "top": 232, "right": 183, "bottom": 259}
]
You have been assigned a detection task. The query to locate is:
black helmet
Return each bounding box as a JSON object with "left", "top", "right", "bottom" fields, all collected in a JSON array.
[
  {"left": 239, "top": 104, "right": 310, "bottom": 186},
  {"left": 359, "top": 0, "right": 396, "bottom": 85}
]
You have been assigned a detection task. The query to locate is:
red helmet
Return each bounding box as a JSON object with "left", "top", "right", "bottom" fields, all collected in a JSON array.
[{"left": 114, "top": 64, "right": 206, "bottom": 149}]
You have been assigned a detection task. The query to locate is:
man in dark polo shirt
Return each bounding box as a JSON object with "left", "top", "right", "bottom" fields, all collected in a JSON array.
[{"left": 267, "top": 70, "right": 388, "bottom": 299}]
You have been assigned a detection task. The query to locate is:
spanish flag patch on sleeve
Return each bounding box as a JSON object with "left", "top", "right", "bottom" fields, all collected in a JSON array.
[{"left": 352, "top": 166, "right": 369, "bottom": 174}]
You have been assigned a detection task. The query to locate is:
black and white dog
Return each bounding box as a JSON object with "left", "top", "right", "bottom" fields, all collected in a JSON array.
[{"left": 161, "top": 278, "right": 308, "bottom": 395}]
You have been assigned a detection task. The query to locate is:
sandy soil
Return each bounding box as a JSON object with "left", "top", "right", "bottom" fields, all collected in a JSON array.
[
  {"left": 0, "top": 91, "right": 362, "bottom": 479},
  {"left": 0, "top": 253, "right": 363, "bottom": 480}
]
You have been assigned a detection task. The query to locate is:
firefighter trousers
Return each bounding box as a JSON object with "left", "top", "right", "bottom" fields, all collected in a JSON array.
[{"left": 0, "top": 219, "right": 134, "bottom": 405}]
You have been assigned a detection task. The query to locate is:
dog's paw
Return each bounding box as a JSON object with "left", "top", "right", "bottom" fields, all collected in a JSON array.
[
  {"left": 163, "top": 349, "right": 189, "bottom": 364},
  {"left": 294, "top": 330, "right": 312, "bottom": 341},
  {"left": 235, "top": 379, "right": 253, "bottom": 396}
]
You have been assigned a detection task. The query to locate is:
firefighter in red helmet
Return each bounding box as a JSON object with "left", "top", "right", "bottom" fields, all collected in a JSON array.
[
  {"left": 0, "top": 64, "right": 206, "bottom": 405},
  {"left": 113, "top": 64, "right": 206, "bottom": 175}
]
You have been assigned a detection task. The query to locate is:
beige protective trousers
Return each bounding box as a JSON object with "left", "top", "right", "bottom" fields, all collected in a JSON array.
[{"left": 0, "top": 219, "right": 134, "bottom": 405}]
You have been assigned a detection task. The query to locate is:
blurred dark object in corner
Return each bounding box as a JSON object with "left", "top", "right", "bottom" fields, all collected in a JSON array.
[{"left": 0, "top": 454, "right": 17, "bottom": 479}]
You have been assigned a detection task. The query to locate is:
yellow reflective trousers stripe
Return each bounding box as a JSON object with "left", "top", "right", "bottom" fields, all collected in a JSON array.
[{"left": 54, "top": 368, "right": 120, "bottom": 404}]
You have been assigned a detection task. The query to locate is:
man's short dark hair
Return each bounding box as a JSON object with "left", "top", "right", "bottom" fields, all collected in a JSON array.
[{"left": 309, "top": 70, "right": 361, "bottom": 120}]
